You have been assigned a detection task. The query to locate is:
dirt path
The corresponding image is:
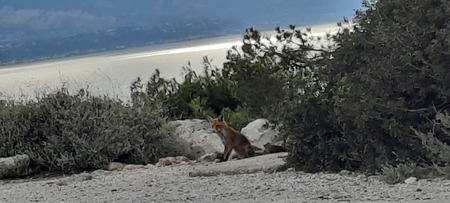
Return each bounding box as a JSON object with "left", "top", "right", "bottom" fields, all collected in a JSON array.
[{"left": 0, "top": 153, "right": 449, "bottom": 203}]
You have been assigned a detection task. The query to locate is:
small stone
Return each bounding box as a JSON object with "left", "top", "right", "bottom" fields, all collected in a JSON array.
[
  {"left": 339, "top": 170, "right": 351, "bottom": 176},
  {"left": 156, "top": 157, "right": 176, "bottom": 167},
  {"left": 357, "top": 174, "right": 368, "bottom": 181},
  {"left": 107, "top": 162, "right": 124, "bottom": 171},
  {"left": 176, "top": 156, "right": 191, "bottom": 162},
  {"left": 144, "top": 164, "right": 156, "bottom": 169},
  {"left": 55, "top": 181, "right": 68, "bottom": 186},
  {"left": 323, "top": 174, "right": 338, "bottom": 181},
  {"left": 78, "top": 173, "right": 93, "bottom": 181},
  {"left": 123, "top": 164, "right": 145, "bottom": 170},
  {"left": 91, "top": 169, "right": 111, "bottom": 177},
  {"left": 416, "top": 188, "right": 422, "bottom": 192},
  {"left": 285, "top": 167, "right": 295, "bottom": 172},
  {"left": 198, "top": 152, "right": 220, "bottom": 163},
  {"left": 404, "top": 177, "right": 417, "bottom": 184}
]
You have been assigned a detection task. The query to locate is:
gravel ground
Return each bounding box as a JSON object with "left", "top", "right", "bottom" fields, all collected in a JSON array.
[{"left": 1, "top": 159, "right": 450, "bottom": 203}]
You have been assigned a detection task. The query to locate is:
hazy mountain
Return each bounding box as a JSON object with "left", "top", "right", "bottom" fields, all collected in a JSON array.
[{"left": 0, "top": 0, "right": 363, "bottom": 65}]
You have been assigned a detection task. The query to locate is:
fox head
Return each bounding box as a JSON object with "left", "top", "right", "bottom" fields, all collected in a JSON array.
[{"left": 207, "top": 115, "right": 227, "bottom": 131}]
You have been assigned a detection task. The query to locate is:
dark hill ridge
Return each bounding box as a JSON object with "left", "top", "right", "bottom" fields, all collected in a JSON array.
[{"left": 0, "top": 0, "right": 362, "bottom": 65}]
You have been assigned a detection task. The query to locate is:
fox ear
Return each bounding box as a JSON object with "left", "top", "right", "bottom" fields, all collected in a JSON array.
[
  {"left": 218, "top": 115, "right": 224, "bottom": 122},
  {"left": 206, "top": 115, "right": 213, "bottom": 122}
]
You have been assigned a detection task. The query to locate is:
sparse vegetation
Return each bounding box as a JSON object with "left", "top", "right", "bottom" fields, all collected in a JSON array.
[
  {"left": 0, "top": 0, "right": 449, "bottom": 184},
  {"left": 0, "top": 87, "right": 195, "bottom": 174}
]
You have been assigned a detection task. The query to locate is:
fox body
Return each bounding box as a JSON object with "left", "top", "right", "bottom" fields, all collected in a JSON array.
[{"left": 207, "top": 115, "right": 255, "bottom": 161}]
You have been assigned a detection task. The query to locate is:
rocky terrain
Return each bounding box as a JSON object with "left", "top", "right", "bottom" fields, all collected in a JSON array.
[
  {"left": 1, "top": 119, "right": 450, "bottom": 202},
  {"left": 1, "top": 152, "right": 450, "bottom": 203}
]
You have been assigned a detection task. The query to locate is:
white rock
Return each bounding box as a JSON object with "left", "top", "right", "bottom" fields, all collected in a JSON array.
[
  {"left": 169, "top": 119, "right": 224, "bottom": 154},
  {"left": 123, "top": 164, "right": 145, "bottom": 170},
  {"left": 404, "top": 177, "right": 417, "bottom": 184},
  {"left": 107, "top": 162, "right": 124, "bottom": 171},
  {"left": 144, "top": 164, "right": 156, "bottom": 170},
  {"left": 0, "top": 154, "right": 30, "bottom": 179},
  {"left": 91, "top": 169, "right": 111, "bottom": 177},
  {"left": 241, "top": 118, "right": 280, "bottom": 148},
  {"left": 339, "top": 170, "right": 351, "bottom": 176}
]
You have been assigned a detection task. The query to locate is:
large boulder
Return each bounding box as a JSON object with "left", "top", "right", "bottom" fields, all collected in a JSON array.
[
  {"left": 241, "top": 119, "right": 280, "bottom": 148},
  {"left": 0, "top": 154, "right": 30, "bottom": 179},
  {"left": 169, "top": 118, "right": 281, "bottom": 158},
  {"left": 169, "top": 119, "right": 224, "bottom": 155}
]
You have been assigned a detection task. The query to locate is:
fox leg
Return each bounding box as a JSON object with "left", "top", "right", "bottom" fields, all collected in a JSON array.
[
  {"left": 221, "top": 145, "right": 232, "bottom": 162},
  {"left": 223, "top": 145, "right": 234, "bottom": 162},
  {"left": 220, "top": 145, "right": 229, "bottom": 162}
]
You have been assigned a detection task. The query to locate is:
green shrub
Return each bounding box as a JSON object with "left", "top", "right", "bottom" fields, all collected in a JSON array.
[
  {"left": 0, "top": 87, "right": 195, "bottom": 173},
  {"left": 381, "top": 163, "right": 437, "bottom": 185},
  {"left": 285, "top": 0, "right": 450, "bottom": 174},
  {"left": 413, "top": 112, "right": 450, "bottom": 164},
  {"left": 220, "top": 107, "right": 252, "bottom": 130},
  {"left": 130, "top": 59, "right": 240, "bottom": 120}
]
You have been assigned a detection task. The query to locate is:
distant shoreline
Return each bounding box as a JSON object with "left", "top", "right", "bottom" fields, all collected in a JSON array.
[
  {"left": 0, "top": 22, "right": 339, "bottom": 70},
  {"left": 0, "top": 34, "right": 240, "bottom": 69},
  {"left": 0, "top": 22, "right": 341, "bottom": 101}
]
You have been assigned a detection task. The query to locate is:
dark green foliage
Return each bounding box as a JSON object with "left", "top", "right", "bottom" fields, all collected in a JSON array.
[
  {"left": 382, "top": 112, "right": 450, "bottom": 184},
  {"left": 130, "top": 58, "right": 244, "bottom": 125},
  {"left": 0, "top": 87, "right": 195, "bottom": 173},
  {"left": 285, "top": 0, "right": 450, "bottom": 173}
]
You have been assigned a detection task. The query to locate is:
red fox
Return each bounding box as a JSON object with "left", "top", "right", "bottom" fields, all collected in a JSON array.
[{"left": 207, "top": 115, "right": 255, "bottom": 162}]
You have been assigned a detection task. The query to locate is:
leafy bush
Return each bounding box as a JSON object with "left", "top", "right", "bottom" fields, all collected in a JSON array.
[
  {"left": 285, "top": 0, "right": 450, "bottom": 173},
  {"left": 130, "top": 59, "right": 240, "bottom": 120},
  {"left": 414, "top": 112, "right": 450, "bottom": 164},
  {"left": 382, "top": 112, "right": 450, "bottom": 184},
  {"left": 220, "top": 107, "right": 252, "bottom": 130},
  {"left": 0, "top": 87, "right": 195, "bottom": 173}
]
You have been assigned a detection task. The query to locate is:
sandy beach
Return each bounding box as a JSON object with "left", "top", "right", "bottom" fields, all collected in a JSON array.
[{"left": 0, "top": 22, "right": 341, "bottom": 102}]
